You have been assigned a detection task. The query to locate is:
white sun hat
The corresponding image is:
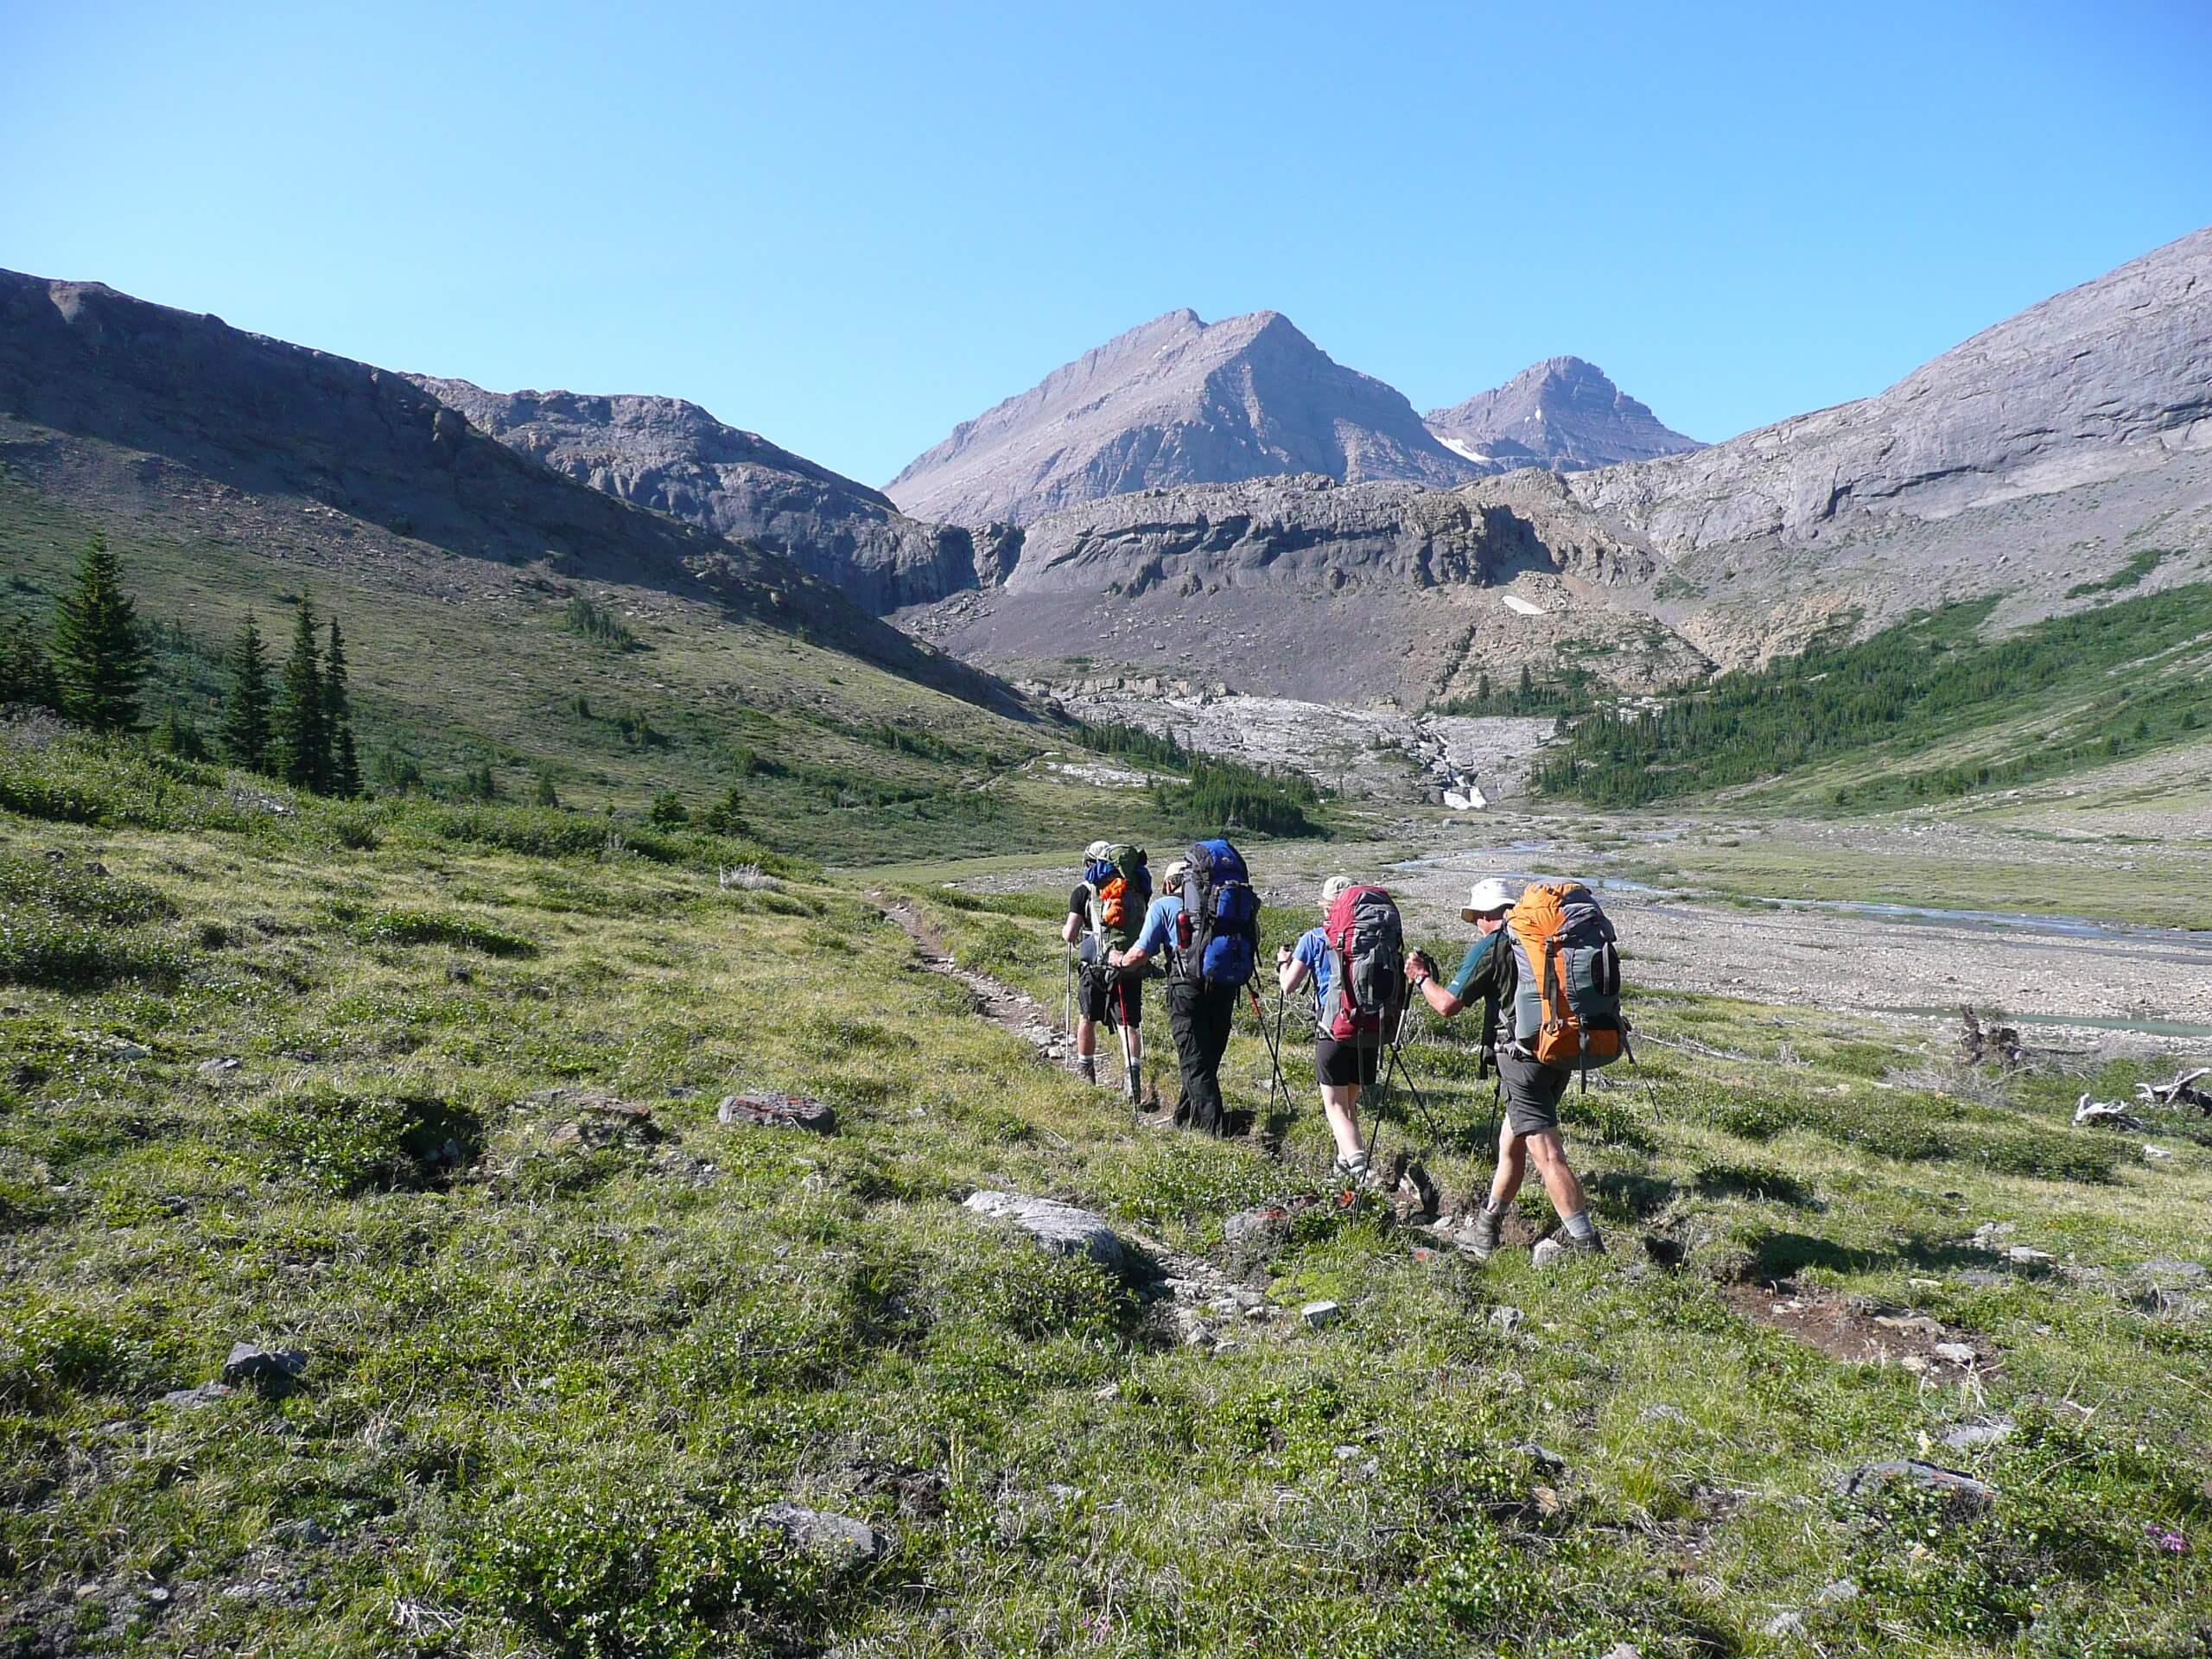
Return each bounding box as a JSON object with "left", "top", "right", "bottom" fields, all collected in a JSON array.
[
  {"left": 1460, "top": 877, "right": 1516, "bottom": 922},
  {"left": 1084, "top": 839, "right": 1113, "bottom": 861},
  {"left": 1319, "top": 875, "right": 1354, "bottom": 908},
  {"left": 1160, "top": 858, "right": 1192, "bottom": 890}
]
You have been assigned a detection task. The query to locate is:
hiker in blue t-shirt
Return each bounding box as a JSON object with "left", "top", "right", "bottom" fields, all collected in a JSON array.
[
  {"left": 1113, "top": 857, "right": 1236, "bottom": 1135},
  {"left": 1276, "top": 875, "right": 1380, "bottom": 1186}
]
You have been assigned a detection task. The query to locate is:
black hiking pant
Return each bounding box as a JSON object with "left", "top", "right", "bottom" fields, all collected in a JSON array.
[{"left": 1166, "top": 979, "right": 1240, "bottom": 1136}]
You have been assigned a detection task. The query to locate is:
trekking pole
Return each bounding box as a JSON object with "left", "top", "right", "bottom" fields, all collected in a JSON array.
[
  {"left": 1063, "top": 942, "right": 1073, "bottom": 1033},
  {"left": 1122, "top": 1017, "right": 1142, "bottom": 1115},
  {"left": 1247, "top": 986, "right": 1289, "bottom": 1121},
  {"left": 1387, "top": 1026, "right": 1446, "bottom": 1147}
]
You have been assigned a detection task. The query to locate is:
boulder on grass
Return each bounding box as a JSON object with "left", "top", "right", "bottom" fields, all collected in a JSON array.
[
  {"left": 1836, "top": 1458, "right": 1994, "bottom": 1515},
  {"left": 754, "top": 1503, "right": 887, "bottom": 1570},
  {"left": 962, "top": 1191, "right": 1128, "bottom": 1270},
  {"left": 719, "top": 1091, "right": 837, "bottom": 1134}
]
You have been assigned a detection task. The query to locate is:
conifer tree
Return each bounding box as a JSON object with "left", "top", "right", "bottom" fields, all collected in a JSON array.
[
  {"left": 334, "top": 724, "right": 362, "bottom": 800},
  {"left": 0, "top": 612, "right": 60, "bottom": 712},
  {"left": 277, "top": 599, "right": 328, "bottom": 791},
  {"left": 159, "top": 705, "right": 211, "bottom": 760},
  {"left": 49, "top": 533, "right": 148, "bottom": 733},
  {"left": 321, "top": 618, "right": 361, "bottom": 798},
  {"left": 219, "top": 613, "right": 274, "bottom": 772}
]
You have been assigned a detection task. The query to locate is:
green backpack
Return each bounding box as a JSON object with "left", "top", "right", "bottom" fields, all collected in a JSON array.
[{"left": 1083, "top": 844, "right": 1152, "bottom": 950}]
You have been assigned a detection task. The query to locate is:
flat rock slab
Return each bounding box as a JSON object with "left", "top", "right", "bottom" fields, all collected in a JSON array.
[
  {"left": 962, "top": 1191, "right": 1128, "bottom": 1269},
  {"left": 719, "top": 1091, "right": 837, "bottom": 1134},
  {"left": 1837, "top": 1458, "right": 1995, "bottom": 1513},
  {"left": 755, "top": 1503, "right": 887, "bottom": 1568},
  {"left": 1941, "top": 1418, "right": 2015, "bottom": 1452},
  {"left": 160, "top": 1382, "right": 236, "bottom": 1409}
]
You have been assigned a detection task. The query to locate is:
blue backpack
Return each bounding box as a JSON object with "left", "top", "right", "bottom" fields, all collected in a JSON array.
[{"left": 1175, "top": 837, "right": 1260, "bottom": 989}]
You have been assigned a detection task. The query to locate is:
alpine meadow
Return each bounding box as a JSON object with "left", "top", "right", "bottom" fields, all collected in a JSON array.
[{"left": 5, "top": 13, "right": 2212, "bottom": 1657}]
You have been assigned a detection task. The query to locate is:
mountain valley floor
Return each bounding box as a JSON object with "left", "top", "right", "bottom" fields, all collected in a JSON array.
[{"left": 4, "top": 723, "right": 2209, "bottom": 1657}]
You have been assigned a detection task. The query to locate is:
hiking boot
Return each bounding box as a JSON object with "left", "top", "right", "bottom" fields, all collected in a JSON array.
[
  {"left": 1332, "top": 1154, "right": 1382, "bottom": 1192},
  {"left": 1460, "top": 1205, "right": 1504, "bottom": 1262},
  {"left": 1077, "top": 1058, "right": 1097, "bottom": 1085},
  {"left": 1561, "top": 1230, "right": 1607, "bottom": 1256}
]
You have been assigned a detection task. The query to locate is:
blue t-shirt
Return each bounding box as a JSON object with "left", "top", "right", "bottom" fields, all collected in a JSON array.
[
  {"left": 1130, "top": 893, "right": 1185, "bottom": 960},
  {"left": 1294, "top": 925, "right": 1335, "bottom": 1015}
]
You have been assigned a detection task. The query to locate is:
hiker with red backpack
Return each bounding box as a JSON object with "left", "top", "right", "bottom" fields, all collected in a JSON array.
[
  {"left": 1112, "top": 838, "right": 1261, "bottom": 1137},
  {"left": 1061, "top": 840, "right": 1153, "bottom": 1101},
  {"left": 1277, "top": 875, "right": 1407, "bottom": 1188},
  {"left": 1406, "top": 877, "right": 1629, "bottom": 1260}
]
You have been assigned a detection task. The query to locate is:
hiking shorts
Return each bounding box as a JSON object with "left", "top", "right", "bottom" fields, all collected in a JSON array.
[
  {"left": 1076, "top": 939, "right": 1142, "bottom": 1027},
  {"left": 1497, "top": 1049, "right": 1573, "bottom": 1136},
  {"left": 1313, "top": 1035, "right": 1381, "bottom": 1087}
]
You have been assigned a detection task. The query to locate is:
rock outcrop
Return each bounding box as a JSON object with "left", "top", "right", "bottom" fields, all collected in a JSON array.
[
  {"left": 411, "top": 379, "right": 985, "bottom": 610},
  {"left": 887, "top": 308, "right": 1481, "bottom": 526},
  {"left": 1561, "top": 226, "right": 2212, "bottom": 555},
  {"left": 1425, "top": 356, "right": 1700, "bottom": 470}
]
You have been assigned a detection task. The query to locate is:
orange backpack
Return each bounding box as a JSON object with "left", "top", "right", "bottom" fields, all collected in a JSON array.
[{"left": 1503, "top": 881, "right": 1629, "bottom": 1083}]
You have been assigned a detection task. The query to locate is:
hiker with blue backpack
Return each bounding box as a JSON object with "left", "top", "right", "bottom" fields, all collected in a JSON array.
[
  {"left": 1277, "top": 875, "right": 1408, "bottom": 1188},
  {"left": 1405, "top": 877, "right": 1629, "bottom": 1260},
  {"left": 1112, "top": 838, "right": 1261, "bottom": 1137},
  {"left": 1060, "top": 841, "right": 1153, "bottom": 1102}
]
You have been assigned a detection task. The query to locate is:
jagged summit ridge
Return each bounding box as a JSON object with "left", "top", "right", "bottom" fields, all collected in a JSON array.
[
  {"left": 887, "top": 308, "right": 1481, "bottom": 526},
  {"left": 1425, "top": 356, "right": 1701, "bottom": 471},
  {"left": 410, "top": 378, "right": 981, "bottom": 611}
]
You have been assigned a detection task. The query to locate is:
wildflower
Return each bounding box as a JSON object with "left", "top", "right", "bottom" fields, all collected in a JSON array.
[{"left": 2143, "top": 1522, "right": 2188, "bottom": 1554}]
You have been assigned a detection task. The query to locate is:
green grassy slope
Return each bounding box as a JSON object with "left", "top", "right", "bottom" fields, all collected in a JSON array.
[
  {"left": 1535, "top": 582, "right": 2212, "bottom": 812},
  {"left": 4, "top": 739, "right": 2208, "bottom": 1656},
  {"left": 0, "top": 470, "right": 1325, "bottom": 866}
]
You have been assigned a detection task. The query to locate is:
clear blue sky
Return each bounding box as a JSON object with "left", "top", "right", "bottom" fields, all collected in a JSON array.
[{"left": 6, "top": 1, "right": 2208, "bottom": 488}]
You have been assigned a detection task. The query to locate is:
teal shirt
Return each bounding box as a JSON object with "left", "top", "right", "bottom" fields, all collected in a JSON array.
[{"left": 1446, "top": 930, "right": 1514, "bottom": 1020}]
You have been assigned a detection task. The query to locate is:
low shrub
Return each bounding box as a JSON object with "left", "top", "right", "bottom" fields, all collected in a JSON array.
[
  {"left": 246, "top": 1090, "right": 482, "bottom": 1195},
  {"left": 0, "top": 911, "right": 188, "bottom": 989},
  {"left": 350, "top": 906, "right": 539, "bottom": 959},
  {"left": 456, "top": 1486, "right": 825, "bottom": 1659}
]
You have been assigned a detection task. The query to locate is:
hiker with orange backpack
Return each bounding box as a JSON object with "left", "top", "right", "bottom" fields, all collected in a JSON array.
[
  {"left": 1277, "top": 875, "right": 1406, "bottom": 1188},
  {"left": 1406, "top": 877, "right": 1628, "bottom": 1260},
  {"left": 1062, "top": 840, "right": 1152, "bottom": 1101}
]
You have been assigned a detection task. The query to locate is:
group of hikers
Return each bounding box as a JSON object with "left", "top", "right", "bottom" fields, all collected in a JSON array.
[{"left": 1060, "top": 837, "right": 1627, "bottom": 1260}]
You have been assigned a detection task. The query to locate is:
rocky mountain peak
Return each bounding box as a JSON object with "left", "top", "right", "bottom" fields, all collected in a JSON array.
[
  {"left": 1425, "top": 357, "right": 1700, "bottom": 471},
  {"left": 886, "top": 308, "right": 1480, "bottom": 526}
]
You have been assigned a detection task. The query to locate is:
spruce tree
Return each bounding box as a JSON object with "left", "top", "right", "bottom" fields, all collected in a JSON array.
[
  {"left": 277, "top": 599, "right": 328, "bottom": 791},
  {"left": 321, "top": 618, "right": 361, "bottom": 798},
  {"left": 0, "top": 612, "right": 60, "bottom": 711},
  {"left": 49, "top": 533, "right": 148, "bottom": 733},
  {"left": 334, "top": 724, "right": 362, "bottom": 801},
  {"left": 219, "top": 613, "right": 274, "bottom": 772}
]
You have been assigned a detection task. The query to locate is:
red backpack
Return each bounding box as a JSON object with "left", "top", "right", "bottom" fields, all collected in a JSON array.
[{"left": 1323, "top": 885, "right": 1407, "bottom": 1042}]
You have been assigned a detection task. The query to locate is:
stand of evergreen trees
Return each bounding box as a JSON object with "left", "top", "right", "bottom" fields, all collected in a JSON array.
[
  {"left": 1533, "top": 585, "right": 2212, "bottom": 808},
  {"left": 0, "top": 535, "right": 361, "bottom": 799},
  {"left": 1431, "top": 664, "right": 1596, "bottom": 718}
]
